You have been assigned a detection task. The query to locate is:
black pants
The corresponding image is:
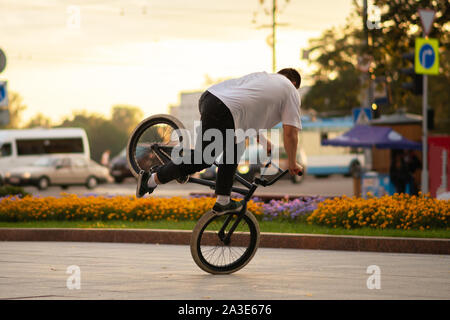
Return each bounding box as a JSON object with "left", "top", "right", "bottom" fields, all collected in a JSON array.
[{"left": 157, "top": 91, "right": 239, "bottom": 196}]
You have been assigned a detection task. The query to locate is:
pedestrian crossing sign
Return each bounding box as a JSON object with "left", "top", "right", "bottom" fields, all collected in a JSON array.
[{"left": 353, "top": 108, "right": 372, "bottom": 124}]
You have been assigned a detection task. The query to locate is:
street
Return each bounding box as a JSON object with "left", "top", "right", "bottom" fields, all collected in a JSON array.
[
  {"left": 22, "top": 175, "right": 355, "bottom": 198},
  {"left": 0, "top": 241, "right": 448, "bottom": 300}
]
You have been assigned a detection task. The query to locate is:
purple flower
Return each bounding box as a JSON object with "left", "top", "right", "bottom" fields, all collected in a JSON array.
[
  {"left": 261, "top": 196, "right": 326, "bottom": 221},
  {"left": 83, "top": 193, "right": 99, "bottom": 197}
]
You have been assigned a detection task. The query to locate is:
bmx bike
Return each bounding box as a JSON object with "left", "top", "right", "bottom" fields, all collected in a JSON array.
[{"left": 126, "top": 114, "right": 301, "bottom": 274}]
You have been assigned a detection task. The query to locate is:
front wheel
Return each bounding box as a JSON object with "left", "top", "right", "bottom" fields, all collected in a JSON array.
[{"left": 190, "top": 210, "right": 260, "bottom": 274}]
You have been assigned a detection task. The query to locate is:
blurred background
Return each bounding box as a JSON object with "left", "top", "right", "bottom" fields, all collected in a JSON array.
[{"left": 0, "top": 0, "right": 449, "bottom": 198}]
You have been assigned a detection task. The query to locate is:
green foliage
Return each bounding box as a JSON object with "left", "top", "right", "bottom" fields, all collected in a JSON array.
[
  {"left": 303, "top": 69, "right": 362, "bottom": 115},
  {"left": 25, "top": 113, "right": 52, "bottom": 128},
  {"left": 0, "top": 91, "right": 27, "bottom": 129},
  {"left": 0, "top": 97, "right": 144, "bottom": 162},
  {"left": 0, "top": 185, "right": 30, "bottom": 198},
  {"left": 111, "top": 105, "right": 143, "bottom": 136},
  {"left": 304, "top": 0, "right": 450, "bottom": 132},
  {"left": 371, "top": 0, "right": 450, "bottom": 132},
  {"left": 303, "top": 10, "right": 363, "bottom": 115},
  {"left": 57, "top": 110, "right": 130, "bottom": 162}
]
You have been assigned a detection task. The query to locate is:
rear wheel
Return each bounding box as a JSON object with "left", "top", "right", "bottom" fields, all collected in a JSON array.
[
  {"left": 126, "top": 114, "right": 187, "bottom": 180},
  {"left": 190, "top": 210, "right": 260, "bottom": 274}
]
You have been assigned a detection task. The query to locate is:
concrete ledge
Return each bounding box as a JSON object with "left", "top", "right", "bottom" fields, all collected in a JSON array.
[
  {"left": 0, "top": 228, "right": 448, "bottom": 255},
  {"left": 259, "top": 232, "right": 450, "bottom": 254}
]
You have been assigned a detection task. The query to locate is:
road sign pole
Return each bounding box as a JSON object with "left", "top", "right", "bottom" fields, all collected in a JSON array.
[
  {"left": 417, "top": 8, "right": 436, "bottom": 194},
  {"left": 421, "top": 74, "right": 428, "bottom": 194}
]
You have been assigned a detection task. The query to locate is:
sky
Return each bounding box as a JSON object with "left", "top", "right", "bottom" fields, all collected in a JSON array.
[{"left": 0, "top": 0, "right": 355, "bottom": 124}]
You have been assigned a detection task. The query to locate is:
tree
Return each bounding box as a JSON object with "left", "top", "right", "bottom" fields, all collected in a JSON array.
[
  {"left": 25, "top": 113, "right": 52, "bottom": 128},
  {"left": 303, "top": 0, "right": 450, "bottom": 132},
  {"left": 58, "top": 110, "right": 129, "bottom": 162},
  {"left": 111, "top": 105, "right": 143, "bottom": 136},
  {"left": 302, "top": 11, "right": 364, "bottom": 115},
  {"left": 0, "top": 91, "right": 27, "bottom": 129},
  {"left": 370, "top": 0, "right": 450, "bottom": 132}
]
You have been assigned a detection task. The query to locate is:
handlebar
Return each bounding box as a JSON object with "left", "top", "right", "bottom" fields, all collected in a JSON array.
[
  {"left": 254, "top": 169, "right": 302, "bottom": 187},
  {"left": 253, "top": 156, "right": 303, "bottom": 187}
]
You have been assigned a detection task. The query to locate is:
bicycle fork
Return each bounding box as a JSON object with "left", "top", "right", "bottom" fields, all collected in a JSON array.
[
  {"left": 218, "top": 208, "right": 246, "bottom": 245},
  {"left": 217, "top": 185, "right": 256, "bottom": 245}
]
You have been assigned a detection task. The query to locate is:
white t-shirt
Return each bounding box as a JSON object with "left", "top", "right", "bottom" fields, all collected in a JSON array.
[{"left": 207, "top": 72, "right": 302, "bottom": 133}]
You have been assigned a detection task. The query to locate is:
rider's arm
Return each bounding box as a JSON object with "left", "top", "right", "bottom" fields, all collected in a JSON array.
[{"left": 283, "top": 124, "right": 302, "bottom": 175}]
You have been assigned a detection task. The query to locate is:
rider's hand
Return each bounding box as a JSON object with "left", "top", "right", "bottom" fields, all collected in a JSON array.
[{"left": 288, "top": 162, "right": 303, "bottom": 176}]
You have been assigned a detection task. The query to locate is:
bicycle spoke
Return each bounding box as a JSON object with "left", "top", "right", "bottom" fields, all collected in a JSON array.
[
  {"left": 197, "top": 213, "right": 255, "bottom": 270},
  {"left": 130, "top": 118, "right": 183, "bottom": 175}
]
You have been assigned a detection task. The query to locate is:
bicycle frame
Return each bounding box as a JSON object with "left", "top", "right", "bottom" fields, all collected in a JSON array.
[
  {"left": 151, "top": 143, "right": 289, "bottom": 198},
  {"left": 151, "top": 143, "right": 296, "bottom": 243}
]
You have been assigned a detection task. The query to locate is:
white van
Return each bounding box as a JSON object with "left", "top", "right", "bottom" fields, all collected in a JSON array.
[{"left": 0, "top": 128, "right": 90, "bottom": 182}]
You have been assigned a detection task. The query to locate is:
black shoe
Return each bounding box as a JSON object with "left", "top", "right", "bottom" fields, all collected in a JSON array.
[
  {"left": 212, "top": 200, "right": 244, "bottom": 215},
  {"left": 136, "top": 170, "right": 155, "bottom": 198}
]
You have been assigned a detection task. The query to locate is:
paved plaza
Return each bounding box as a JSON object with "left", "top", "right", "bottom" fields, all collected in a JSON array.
[{"left": 0, "top": 241, "right": 448, "bottom": 300}]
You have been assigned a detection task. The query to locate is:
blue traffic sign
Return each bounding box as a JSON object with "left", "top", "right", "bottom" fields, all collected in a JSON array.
[
  {"left": 0, "top": 86, "right": 5, "bottom": 100},
  {"left": 353, "top": 107, "right": 372, "bottom": 124},
  {"left": 419, "top": 43, "right": 435, "bottom": 69},
  {"left": 0, "top": 81, "right": 8, "bottom": 107},
  {"left": 415, "top": 38, "right": 439, "bottom": 75}
]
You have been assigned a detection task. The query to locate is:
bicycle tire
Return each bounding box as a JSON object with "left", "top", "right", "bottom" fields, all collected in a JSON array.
[
  {"left": 190, "top": 210, "right": 260, "bottom": 274},
  {"left": 126, "top": 114, "right": 186, "bottom": 178}
]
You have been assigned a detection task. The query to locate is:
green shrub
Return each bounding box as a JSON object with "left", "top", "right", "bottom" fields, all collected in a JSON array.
[{"left": 0, "top": 185, "right": 30, "bottom": 198}]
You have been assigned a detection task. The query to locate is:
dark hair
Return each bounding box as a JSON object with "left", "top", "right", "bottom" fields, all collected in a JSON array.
[{"left": 277, "top": 68, "right": 301, "bottom": 89}]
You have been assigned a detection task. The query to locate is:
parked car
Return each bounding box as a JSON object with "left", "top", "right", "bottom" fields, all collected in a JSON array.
[
  {"left": 3, "top": 156, "right": 111, "bottom": 190},
  {"left": 109, "top": 148, "right": 132, "bottom": 183},
  {"left": 200, "top": 163, "right": 261, "bottom": 182},
  {"left": 109, "top": 145, "right": 157, "bottom": 183}
]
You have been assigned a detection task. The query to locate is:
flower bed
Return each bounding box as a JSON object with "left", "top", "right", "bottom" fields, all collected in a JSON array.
[
  {"left": 0, "top": 193, "right": 448, "bottom": 231},
  {"left": 307, "top": 193, "right": 450, "bottom": 230},
  {"left": 262, "top": 196, "right": 325, "bottom": 221},
  {"left": 0, "top": 194, "right": 263, "bottom": 223}
]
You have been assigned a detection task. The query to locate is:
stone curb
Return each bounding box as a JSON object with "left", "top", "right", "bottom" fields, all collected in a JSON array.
[{"left": 0, "top": 228, "right": 449, "bottom": 255}]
